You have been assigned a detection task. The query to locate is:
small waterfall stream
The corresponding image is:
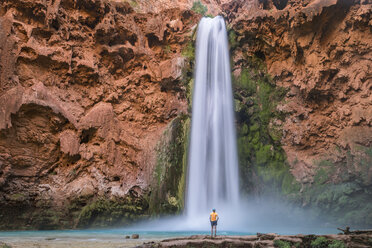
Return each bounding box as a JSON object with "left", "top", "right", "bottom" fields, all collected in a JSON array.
[{"left": 185, "top": 16, "right": 240, "bottom": 225}]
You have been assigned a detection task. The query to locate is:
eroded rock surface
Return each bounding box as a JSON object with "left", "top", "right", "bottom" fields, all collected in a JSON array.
[
  {"left": 223, "top": 0, "right": 372, "bottom": 226},
  {"left": 0, "top": 0, "right": 371, "bottom": 229},
  {"left": 0, "top": 0, "right": 198, "bottom": 229},
  {"left": 225, "top": 0, "right": 372, "bottom": 184}
]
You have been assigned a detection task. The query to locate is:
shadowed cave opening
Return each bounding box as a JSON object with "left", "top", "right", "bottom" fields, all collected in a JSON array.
[
  {"left": 80, "top": 127, "right": 97, "bottom": 144},
  {"left": 273, "top": 0, "right": 288, "bottom": 10},
  {"left": 146, "top": 33, "right": 162, "bottom": 48},
  {"left": 259, "top": 0, "right": 288, "bottom": 10}
]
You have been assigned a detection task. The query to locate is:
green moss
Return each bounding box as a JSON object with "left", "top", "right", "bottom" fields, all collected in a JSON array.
[
  {"left": 313, "top": 167, "right": 329, "bottom": 185},
  {"left": 234, "top": 69, "right": 256, "bottom": 95},
  {"left": 77, "top": 197, "right": 147, "bottom": 228},
  {"left": 177, "top": 118, "right": 190, "bottom": 209},
  {"left": 191, "top": 1, "right": 208, "bottom": 16},
  {"left": 149, "top": 115, "right": 190, "bottom": 215},
  {"left": 234, "top": 56, "right": 294, "bottom": 196},
  {"left": 31, "top": 209, "right": 63, "bottom": 230},
  {"left": 9, "top": 193, "right": 25, "bottom": 201},
  {"left": 297, "top": 148, "right": 372, "bottom": 227},
  {"left": 164, "top": 45, "right": 172, "bottom": 54},
  {"left": 228, "top": 29, "right": 238, "bottom": 49},
  {"left": 181, "top": 38, "right": 196, "bottom": 111},
  {"left": 182, "top": 42, "right": 195, "bottom": 60}
]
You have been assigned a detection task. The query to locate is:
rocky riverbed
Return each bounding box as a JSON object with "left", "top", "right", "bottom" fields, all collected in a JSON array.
[
  {"left": 1, "top": 230, "right": 372, "bottom": 247},
  {"left": 137, "top": 231, "right": 372, "bottom": 248}
]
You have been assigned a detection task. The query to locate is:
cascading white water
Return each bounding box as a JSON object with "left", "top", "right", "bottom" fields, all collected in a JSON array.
[
  {"left": 185, "top": 16, "right": 240, "bottom": 227},
  {"left": 128, "top": 16, "right": 328, "bottom": 234}
]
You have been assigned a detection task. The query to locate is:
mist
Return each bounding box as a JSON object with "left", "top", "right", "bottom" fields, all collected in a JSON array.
[{"left": 127, "top": 196, "right": 337, "bottom": 235}]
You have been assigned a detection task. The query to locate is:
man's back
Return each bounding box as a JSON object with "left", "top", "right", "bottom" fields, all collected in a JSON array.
[{"left": 210, "top": 212, "right": 218, "bottom": 221}]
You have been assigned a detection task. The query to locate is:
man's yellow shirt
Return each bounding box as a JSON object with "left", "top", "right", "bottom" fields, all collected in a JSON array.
[{"left": 210, "top": 212, "right": 218, "bottom": 221}]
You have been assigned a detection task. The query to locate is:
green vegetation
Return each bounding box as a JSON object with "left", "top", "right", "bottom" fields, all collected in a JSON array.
[
  {"left": 233, "top": 55, "right": 299, "bottom": 196},
  {"left": 230, "top": 24, "right": 372, "bottom": 226},
  {"left": 181, "top": 38, "right": 196, "bottom": 111},
  {"left": 0, "top": 243, "right": 12, "bottom": 248},
  {"left": 311, "top": 237, "right": 328, "bottom": 248},
  {"left": 149, "top": 115, "right": 190, "bottom": 215},
  {"left": 274, "top": 240, "right": 291, "bottom": 248},
  {"left": 31, "top": 209, "right": 62, "bottom": 230},
  {"left": 164, "top": 45, "right": 172, "bottom": 54},
  {"left": 123, "top": 0, "right": 138, "bottom": 9},
  {"left": 298, "top": 146, "right": 372, "bottom": 226},
  {"left": 228, "top": 29, "right": 238, "bottom": 49},
  {"left": 329, "top": 240, "right": 346, "bottom": 248},
  {"left": 310, "top": 237, "right": 346, "bottom": 248},
  {"left": 181, "top": 42, "right": 195, "bottom": 60},
  {"left": 191, "top": 1, "right": 208, "bottom": 16},
  {"left": 77, "top": 196, "right": 147, "bottom": 228},
  {"left": 9, "top": 193, "right": 26, "bottom": 201}
]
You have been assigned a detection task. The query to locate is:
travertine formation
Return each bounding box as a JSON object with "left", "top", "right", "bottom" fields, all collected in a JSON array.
[
  {"left": 0, "top": 0, "right": 371, "bottom": 229},
  {"left": 0, "top": 0, "right": 197, "bottom": 229},
  {"left": 224, "top": 0, "right": 372, "bottom": 185}
]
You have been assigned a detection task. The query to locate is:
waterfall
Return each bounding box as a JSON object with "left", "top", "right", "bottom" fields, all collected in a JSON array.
[{"left": 185, "top": 16, "right": 240, "bottom": 226}]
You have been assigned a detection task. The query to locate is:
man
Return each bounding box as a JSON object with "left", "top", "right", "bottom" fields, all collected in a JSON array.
[{"left": 209, "top": 208, "right": 219, "bottom": 237}]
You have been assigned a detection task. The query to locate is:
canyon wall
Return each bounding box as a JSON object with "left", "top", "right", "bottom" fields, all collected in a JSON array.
[
  {"left": 0, "top": 0, "right": 198, "bottom": 229},
  {"left": 0, "top": 0, "right": 371, "bottom": 229},
  {"left": 224, "top": 0, "right": 372, "bottom": 227}
]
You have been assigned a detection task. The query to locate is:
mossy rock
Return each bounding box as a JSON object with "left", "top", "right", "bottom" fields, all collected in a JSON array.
[
  {"left": 148, "top": 114, "right": 190, "bottom": 215},
  {"left": 76, "top": 196, "right": 148, "bottom": 228},
  {"left": 191, "top": 1, "right": 208, "bottom": 16}
]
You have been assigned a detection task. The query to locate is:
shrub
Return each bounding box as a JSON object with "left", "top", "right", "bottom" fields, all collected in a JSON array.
[
  {"left": 329, "top": 240, "right": 346, "bottom": 248},
  {"left": 191, "top": 1, "right": 208, "bottom": 16},
  {"left": 311, "top": 237, "right": 329, "bottom": 248},
  {"left": 274, "top": 240, "right": 291, "bottom": 248}
]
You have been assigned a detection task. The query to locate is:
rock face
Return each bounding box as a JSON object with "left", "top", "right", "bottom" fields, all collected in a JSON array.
[
  {"left": 223, "top": 0, "right": 372, "bottom": 226},
  {"left": 0, "top": 0, "right": 198, "bottom": 229},
  {"left": 0, "top": 0, "right": 371, "bottom": 229},
  {"left": 225, "top": 0, "right": 372, "bottom": 183}
]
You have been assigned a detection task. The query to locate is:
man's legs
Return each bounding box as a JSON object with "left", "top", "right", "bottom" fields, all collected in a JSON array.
[
  {"left": 214, "top": 225, "right": 217, "bottom": 237},
  {"left": 211, "top": 224, "right": 213, "bottom": 237}
]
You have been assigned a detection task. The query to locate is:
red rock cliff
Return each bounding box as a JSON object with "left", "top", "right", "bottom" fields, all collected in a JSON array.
[
  {"left": 0, "top": 0, "right": 198, "bottom": 229},
  {"left": 224, "top": 0, "right": 371, "bottom": 186},
  {"left": 0, "top": 0, "right": 371, "bottom": 229}
]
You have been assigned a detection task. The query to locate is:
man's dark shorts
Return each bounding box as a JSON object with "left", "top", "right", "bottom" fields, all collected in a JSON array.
[{"left": 211, "top": 221, "right": 217, "bottom": 226}]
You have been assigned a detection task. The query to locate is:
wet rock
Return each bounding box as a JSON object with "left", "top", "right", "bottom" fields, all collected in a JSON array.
[
  {"left": 0, "top": 242, "right": 12, "bottom": 248},
  {"left": 137, "top": 232, "right": 372, "bottom": 248}
]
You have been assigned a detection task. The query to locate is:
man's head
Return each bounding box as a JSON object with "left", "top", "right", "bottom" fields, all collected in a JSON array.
[{"left": 212, "top": 208, "right": 216, "bottom": 212}]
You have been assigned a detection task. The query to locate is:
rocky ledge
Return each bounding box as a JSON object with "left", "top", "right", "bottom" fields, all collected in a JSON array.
[{"left": 136, "top": 231, "right": 372, "bottom": 248}]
